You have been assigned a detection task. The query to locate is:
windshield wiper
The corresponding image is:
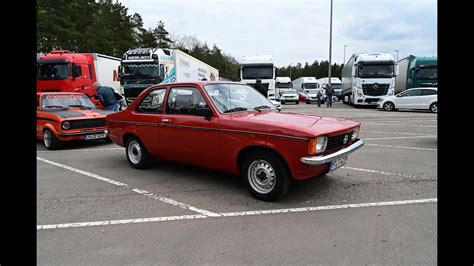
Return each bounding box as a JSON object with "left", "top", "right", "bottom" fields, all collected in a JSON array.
[
  {"left": 68, "top": 105, "right": 91, "bottom": 109},
  {"left": 254, "top": 105, "right": 272, "bottom": 112},
  {"left": 223, "top": 107, "right": 248, "bottom": 113},
  {"left": 43, "top": 105, "right": 67, "bottom": 110}
]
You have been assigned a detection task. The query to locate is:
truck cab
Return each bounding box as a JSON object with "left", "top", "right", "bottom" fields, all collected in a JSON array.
[
  {"left": 317, "top": 77, "right": 343, "bottom": 101},
  {"left": 275, "top": 76, "right": 292, "bottom": 100},
  {"left": 408, "top": 56, "right": 437, "bottom": 88},
  {"left": 240, "top": 55, "right": 277, "bottom": 100}
]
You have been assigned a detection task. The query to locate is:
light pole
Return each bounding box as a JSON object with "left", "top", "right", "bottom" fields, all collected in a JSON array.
[
  {"left": 289, "top": 63, "right": 293, "bottom": 80},
  {"left": 394, "top": 50, "right": 399, "bottom": 61},
  {"left": 328, "top": 0, "right": 333, "bottom": 90},
  {"left": 343, "top": 45, "right": 348, "bottom": 65}
]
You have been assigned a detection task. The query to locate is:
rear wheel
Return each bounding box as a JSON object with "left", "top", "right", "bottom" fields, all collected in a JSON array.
[
  {"left": 125, "top": 136, "right": 151, "bottom": 169},
  {"left": 306, "top": 100, "right": 310, "bottom": 104},
  {"left": 295, "top": 101, "right": 299, "bottom": 105},
  {"left": 383, "top": 102, "right": 395, "bottom": 111},
  {"left": 43, "top": 129, "right": 62, "bottom": 150},
  {"left": 430, "top": 103, "right": 437, "bottom": 113},
  {"left": 241, "top": 150, "right": 292, "bottom": 201},
  {"left": 281, "top": 101, "right": 285, "bottom": 105}
]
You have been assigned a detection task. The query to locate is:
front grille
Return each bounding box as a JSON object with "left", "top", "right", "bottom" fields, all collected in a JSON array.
[
  {"left": 69, "top": 118, "right": 106, "bottom": 129},
  {"left": 362, "top": 83, "right": 389, "bottom": 96},
  {"left": 326, "top": 132, "right": 354, "bottom": 150}
]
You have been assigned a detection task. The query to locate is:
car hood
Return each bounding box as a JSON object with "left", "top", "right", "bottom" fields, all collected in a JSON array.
[
  {"left": 224, "top": 111, "right": 360, "bottom": 139},
  {"left": 41, "top": 108, "right": 113, "bottom": 120}
]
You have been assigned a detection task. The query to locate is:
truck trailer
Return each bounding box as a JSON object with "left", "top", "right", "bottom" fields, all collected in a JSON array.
[
  {"left": 240, "top": 55, "right": 277, "bottom": 100},
  {"left": 119, "top": 48, "right": 219, "bottom": 104},
  {"left": 394, "top": 55, "right": 437, "bottom": 93},
  {"left": 36, "top": 50, "right": 121, "bottom": 108},
  {"left": 341, "top": 53, "right": 399, "bottom": 106}
]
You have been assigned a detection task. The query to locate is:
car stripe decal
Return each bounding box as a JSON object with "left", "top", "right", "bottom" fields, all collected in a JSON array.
[{"left": 37, "top": 117, "right": 59, "bottom": 123}]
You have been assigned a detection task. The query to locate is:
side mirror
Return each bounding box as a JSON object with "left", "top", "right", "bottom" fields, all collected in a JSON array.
[
  {"left": 276, "top": 106, "right": 282, "bottom": 111},
  {"left": 117, "top": 66, "right": 123, "bottom": 81},
  {"left": 72, "top": 64, "right": 81, "bottom": 79},
  {"left": 352, "top": 67, "right": 356, "bottom": 77},
  {"left": 395, "top": 64, "right": 399, "bottom": 76},
  {"left": 159, "top": 64, "right": 165, "bottom": 81},
  {"left": 195, "top": 107, "right": 212, "bottom": 118}
]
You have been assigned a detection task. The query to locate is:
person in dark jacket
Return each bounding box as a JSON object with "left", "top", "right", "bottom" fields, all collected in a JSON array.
[
  {"left": 253, "top": 79, "right": 267, "bottom": 97},
  {"left": 93, "top": 82, "right": 120, "bottom": 111},
  {"left": 326, "top": 84, "right": 334, "bottom": 108}
]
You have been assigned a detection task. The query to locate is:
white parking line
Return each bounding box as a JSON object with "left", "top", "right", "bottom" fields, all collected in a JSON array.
[
  {"left": 37, "top": 147, "right": 123, "bottom": 153},
  {"left": 37, "top": 157, "right": 221, "bottom": 217},
  {"left": 365, "top": 143, "right": 437, "bottom": 151},
  {"left": 37, "top": 198, "right": 437, "bottom": 230},
  {"left": 363, "top": 130, "right": 433, "bottom": 136},
  {"left": 340, "top": 166, "right": 433, "bottom": 179},
  {"left": 364, "top": 135, "right": 437, "bottom": 140},
  {"left": 364, "top": 123, "right": 437, "bottom": 128}
]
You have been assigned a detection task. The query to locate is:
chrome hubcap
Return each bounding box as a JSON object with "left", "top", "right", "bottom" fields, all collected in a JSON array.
[
  {"left": 384, "top": 103, "right": 393, "bottom": 111},
  {"left": 432, "top": 104, "right": 437, "bottom": 113},
  {"left": 127, "top": 141, "right": 142, "bottom": 164},
  {"left": 248, "top": 160, "right": 276, "bottom": 194},
  {"left": 44, "top": 131, "right": 51, "bottom": 147}
]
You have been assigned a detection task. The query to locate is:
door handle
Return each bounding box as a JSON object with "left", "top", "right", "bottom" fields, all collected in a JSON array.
[{"left": 162, "top": 118, "right": 171, "bottom": 123}]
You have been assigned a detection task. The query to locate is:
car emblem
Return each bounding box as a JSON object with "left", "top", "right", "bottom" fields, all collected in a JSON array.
[
  {"left": 343, "top": 135, "right": 349, "bottom": 144},
  {"left": 373, "top": 83, "right": 379, "bottom": 89}
]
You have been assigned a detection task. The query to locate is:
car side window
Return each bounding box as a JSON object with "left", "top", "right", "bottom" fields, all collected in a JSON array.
[
  {"left": 166, "top": 87, "right": 208, "bottom": 115},
  {"left": 421, "top": 89, "right": 437, "bottom": 96},
  {"left": 136, "top": 89, "right": 166, "bottom": 113},
  {"left": 402, "top": 89, "right": 422, "bottom": 97}
]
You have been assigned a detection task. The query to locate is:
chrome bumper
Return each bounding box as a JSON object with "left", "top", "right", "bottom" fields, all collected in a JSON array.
[{"left": 300, "top": 139, "right": 364, "bottom": 165}]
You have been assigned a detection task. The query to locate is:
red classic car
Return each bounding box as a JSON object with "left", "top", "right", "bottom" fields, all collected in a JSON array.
[
  {"left": 106, "top": 82, "right": 364, "bottom": 201},
  {"left": 37, "top": 92, "right": 112, "bottom": 149}
]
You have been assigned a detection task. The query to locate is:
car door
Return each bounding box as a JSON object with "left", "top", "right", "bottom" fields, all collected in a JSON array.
[
  {"left": 132, "top": 88, "right": 167, "bottom": 156},
  {"left": 158, "top": 85, "right": 221, "bottom": 168},
  {"left": 397, "top": 89, "right": 422, "bottom": 109}
]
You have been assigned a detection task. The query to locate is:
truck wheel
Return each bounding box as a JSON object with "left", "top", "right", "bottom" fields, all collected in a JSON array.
[
  {"left": 430, "top": 103, "right": 437, "bottom": 113},
  {"left": 43, "top": 129, "right": 62, "bottom": 150},
  {"left": 241, "top": 150, "right": 292, "bottom": 201},
  {"left": 383, "top": 102, "right": 395, "bottom": 111},
  {"left": 125, "top": 136, "right": 151, "bottom": 169}
]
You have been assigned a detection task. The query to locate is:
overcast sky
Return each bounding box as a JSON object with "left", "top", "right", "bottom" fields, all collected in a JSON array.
[{"left": 120, "top": 0, "right": 437, "bottom": 67}]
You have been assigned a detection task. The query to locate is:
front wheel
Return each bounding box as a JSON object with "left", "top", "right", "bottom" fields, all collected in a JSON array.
[
  {"left": 126, "top": 136, "right": 151, "bottom": 169},
  {"left": 430, "top": 103, "right": 437, "bottom": 113},
  {"left": 281, "top": 101, "right": 285, "bottom": 105},
  {"left": 383, "top": 102, "right": 395, "bottom": 111},
  {"left": 43, "top": 129, "right": 62, "bottom": 150},
  {"left": 295, "top": 101, "right": 299, "bottom": 105},
  {"left": 241, "top": 151, "right": 292, "bottom": 201}
]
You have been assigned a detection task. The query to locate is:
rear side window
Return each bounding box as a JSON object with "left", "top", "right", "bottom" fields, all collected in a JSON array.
[
  {"left": 421, "top": 89, "right": 437, "bottom": 96},
  {"left": 136, "top": 89, "right": 166, "bottom": 113},
  {"left": 402, "top": 89, "right": 422, "bottom": 97},
  {"left": 166, "top": 87, "right": 208, "bottom": 115}
]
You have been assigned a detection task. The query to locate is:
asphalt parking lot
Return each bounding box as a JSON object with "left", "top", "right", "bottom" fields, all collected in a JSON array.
[{"left": 37, "top": 101, "right": 437, "bottom": 265}]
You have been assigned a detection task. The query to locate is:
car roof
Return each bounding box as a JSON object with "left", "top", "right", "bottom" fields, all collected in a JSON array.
[{"left": 407, "top": 87, "right": 437, "bottom": 90}]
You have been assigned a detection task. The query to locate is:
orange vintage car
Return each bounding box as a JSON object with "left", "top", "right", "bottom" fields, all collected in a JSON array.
[{"left": 36, "top": 92, "right": 113, "bottom": 149}]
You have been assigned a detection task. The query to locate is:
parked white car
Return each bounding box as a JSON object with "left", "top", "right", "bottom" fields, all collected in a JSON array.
[
  {"left": 304, "top": 89, "right": 326, "bottom": 104},
  {"left": 280, "top": 89, "right": 299, "bottom": 104},
  {"left": 377, "top": 87, "right": 437, "bottom": 113}
]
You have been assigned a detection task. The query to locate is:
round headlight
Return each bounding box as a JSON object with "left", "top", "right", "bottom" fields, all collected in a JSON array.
[
  {"left": 62, "top": 121, "right": 71, "bottom": 130},
  {"left": 352, "top": 127, "right": 360, "bottom": 140}
]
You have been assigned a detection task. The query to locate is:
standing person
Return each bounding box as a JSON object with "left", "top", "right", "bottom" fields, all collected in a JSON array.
[
  {"left": 253, "top": 79, "right": 267, "bottom": 97},
  {"left": 316, "top": 90, "right": 322, "bottom": 107},
  {"left": 326, "top": 84, "right": 334, "bottom": 108},
  {"left": 93, "top": 82, "right": 120, "bottom": 111}
]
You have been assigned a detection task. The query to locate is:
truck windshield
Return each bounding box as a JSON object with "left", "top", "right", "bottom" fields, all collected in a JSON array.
[
  {"left": 121, "top": 63, "right": 159, "bottom": 82},
  {"left": 37, "top": 63, "right": 70, "bottom": 80},
  {"left": 416, "top": 68, "right": 437, "bottom": 80},
  {"left": 242, "top": 65, "right": 274, "bottom": 79},
  {"left": 358, "top": 64, "right": 395, "bottom": 78},
  {"left": 276, "top": 82, "right": 292, "bottom": 88},
  {"left": 204, "top": 83, "right": 276, "bottom": 113},
  {"left": 41, "top": 94, "right": 96, "bottom": 109},
  {"left": 303, "top": 83, "right": 318, "bottom": 89}
]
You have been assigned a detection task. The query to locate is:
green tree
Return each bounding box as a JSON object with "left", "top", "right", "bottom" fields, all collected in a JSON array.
[{"left": 153, "top": 20, "right": 173, "bottom": 48}]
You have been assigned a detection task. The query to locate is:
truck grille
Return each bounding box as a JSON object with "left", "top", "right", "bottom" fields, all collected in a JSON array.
[
  {"left": 326, "top": 132, "right": 354, "bottom": 150},
  {"left": 362, "top": 83, "right": 389, "bottom": 96},
  {"left": 69, "top": 118, "right": 106, "bottom": 129}
]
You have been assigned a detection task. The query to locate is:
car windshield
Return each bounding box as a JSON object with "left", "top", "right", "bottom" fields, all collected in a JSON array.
[
  {"left": 37, "top": 63, "right": 70, "bottom": 80},
  {"left": 41, "top": 94, "right": 96, "bottom": 109},
  {"left": 204, "top": 83, "right": 276, "bottom": 113},
  {"left": 358, "top": 64, "right": 395, "bottom": 78},
  {"left": 303, "top": 83, "right": 318, "bottom": 89},
  {"left": 305, "top": 89, "right": 318, "bottom": 94},
  {"left": 416, "top": 68, "right": 437, "bottom": 80},
  {"left": 121, "top": 63, "right": 160, "bottom": 84}
]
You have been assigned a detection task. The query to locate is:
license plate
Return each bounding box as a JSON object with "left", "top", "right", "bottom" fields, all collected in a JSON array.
[
  {"left": 84, "top": 133, "right": 107, "bottom": 140},
  {"left": 329, "top": 155, "right": 348, "bottom": 172}
]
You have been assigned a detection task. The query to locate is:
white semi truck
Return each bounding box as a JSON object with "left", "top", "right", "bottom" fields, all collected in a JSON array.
[
  {"left": 240, "top": 55, "right": 277, "bottom": 100},
  {"left": 118, "top": 48, "right": 219, "bottom": 104},
  {"left": 275, "top": 76, "right": 292, "bottom": 98},
  {"left": 341, "top": 53, "right": 399, "bottom": 106}
]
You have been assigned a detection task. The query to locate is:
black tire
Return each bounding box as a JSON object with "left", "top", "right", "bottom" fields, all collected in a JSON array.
[
  {"left": 383, "top": 102, "right": 395, "bottom": 111},
  {"left": 281, "top": 101, "right": 285, "bottom": 105},
  {"left": 43, "top": 129, "right": 62, "bottom": 150},
  {"left": 430, "top": 102, "right": 437, "bottom": 113},
  {"left": 296, "top": 101, "right": 299, "bottom": 105},
  {"left": 306, "top": 100, "right": 310, "bottom": 104},
  {"left": 241, "top": 150, "right": 292, "bottom": 201},
  {"left": 125, "top": 136, "right": 151, "bottom": 169}
]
